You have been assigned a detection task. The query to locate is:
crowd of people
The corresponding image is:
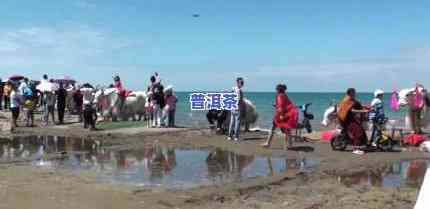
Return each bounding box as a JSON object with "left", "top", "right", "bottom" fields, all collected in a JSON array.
[
  {"left": 0, "top": 72, "right": 178, "bottom": 131},
  {"left": 1, "top": 73, "right": 429, "bottom": 156},
  {"left": 226, "top": 76, "right": 429, "bottom": 156}
]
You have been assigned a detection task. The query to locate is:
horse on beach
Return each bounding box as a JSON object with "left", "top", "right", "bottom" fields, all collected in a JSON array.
[
  {"left": 94, "top": 87, "right": 149, "bottom": 122},
  {"left": 206, "top": 98, "right": 259, "bottom": 133}
]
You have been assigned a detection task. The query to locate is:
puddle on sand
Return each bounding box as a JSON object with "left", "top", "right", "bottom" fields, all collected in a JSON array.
[
  {"left": 0, "top": 136, "right": 318, "bottom": 189},
  {"left": 338, "top": 160, "right": 429, "bottom": 188}
]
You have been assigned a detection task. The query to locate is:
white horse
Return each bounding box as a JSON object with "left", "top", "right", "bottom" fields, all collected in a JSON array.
[
  {"left": 122, "top": 91, "right": 147, "bottom": 121},
  {"left": 94, "top": 88, "right": 148, "bottom": 121},
  {"left": 94, "top": 88, "right": 121, "bottom": 121},
  {"left": 223, "top": 98, "right": 259, "bottom": 131},
  {"left": 321, "top": 104, "right": 338, "bottom": 127}
]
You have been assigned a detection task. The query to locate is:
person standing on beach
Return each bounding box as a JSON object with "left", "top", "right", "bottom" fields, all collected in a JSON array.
[
  {"left": 39, "top": 74, "right": 49, "bottom": 107},
  {"left": 369, "top": 89, "right": 385, "bottom": 147},
  {"left": 10, "top": 84, "right": 21, "bottom": 130},
  {"left": 56, "top": 83, "right": 67, "bottom": 125},
  {"left": 0, "top": 78, "right": 3, "bottom": 110},
  {"left": 261, "top": 84, "right": 298, "bottom": 149},
  {"left": 18, "top": 78, "right": 29, "bottom": 96},
  {"left": 408, "top": 84, "right": 425, "bottom": 134},
  {"left": 149, "top": 75, "right": 164, "bottom": 128},
  {"left": 43, "top": 90, "right": 56, "bottom": 126},
  {"left": 73, "top": 88, "right": 84, "bottom": 122},
  {"left": 163, "top": 87, "right": 177, "bottom": 127},
  {"left": 227, "top": 77, "right": 244, "bottom": 141},
  {"left": 3, "top": 81, "right": 12, "bottom": 110}
]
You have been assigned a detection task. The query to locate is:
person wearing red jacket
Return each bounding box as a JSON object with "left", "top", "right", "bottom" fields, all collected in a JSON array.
[
  {"left": 261, "top": 84, "right": 298, "bottom": 150},
  {"left": 113, "top": 75, "right": 131, "bottom": 115}
]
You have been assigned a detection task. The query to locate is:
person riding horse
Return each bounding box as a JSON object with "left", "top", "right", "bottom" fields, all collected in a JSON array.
[{"left": 113, "top": 75, "right": 129, "bottom": 114}]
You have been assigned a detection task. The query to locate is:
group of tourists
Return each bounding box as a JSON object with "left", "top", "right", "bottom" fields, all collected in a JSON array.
[
  {"left": 0, "top": 75, "right": 70, "bottom": 130},
  {"left": 2, "top": 73, "right": 428, "bottom": 157},
  {"left": 226, "top": 75, "right": 429, "bottom": 155},
  {"left": 144, "top": 73, "right": 178, "bottom": 128},
  {"left": 0, "top": 72, "right": 179, "bottom": 131},
  {"left": 224, "top": 77, "right": 298, "bottom": 150}
]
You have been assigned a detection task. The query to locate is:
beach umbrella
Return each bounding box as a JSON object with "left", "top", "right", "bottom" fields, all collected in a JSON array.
[
  {"left": 80, "top": 83, "right": 95, "bottom": 92},
  {"left": 81, "top": 83, "right": 94, "bottom": 89},
  {"left": 9, "top": 75, "right": 24, "bottom": 81},
  {"left": 53, "top": 76, "right": 76, "bottom": 85}
]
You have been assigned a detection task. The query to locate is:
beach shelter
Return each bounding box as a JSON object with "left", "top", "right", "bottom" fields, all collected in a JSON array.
[{"left": 54, "top": 76, "right": 76, "bottom": 85}]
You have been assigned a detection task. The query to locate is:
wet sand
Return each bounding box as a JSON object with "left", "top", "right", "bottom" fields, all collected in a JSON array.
[{"left": 0, "top": 115, "right": 429, "bottom": 209}]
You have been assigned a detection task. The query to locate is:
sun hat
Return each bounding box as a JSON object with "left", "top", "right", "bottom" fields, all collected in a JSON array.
[{"left": 374, "top": 89, "right": 384, "bottom": 97}]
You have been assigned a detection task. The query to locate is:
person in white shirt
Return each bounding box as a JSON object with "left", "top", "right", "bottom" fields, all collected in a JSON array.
[
  {"left": 18, "top": 78, "right": 29, "bottom": 96},
  {"left": 227, "top": 77, "right": 244, "bottom": 141},
  {"left": 10, "top": 85, "right": 21, "bottom": 129}
]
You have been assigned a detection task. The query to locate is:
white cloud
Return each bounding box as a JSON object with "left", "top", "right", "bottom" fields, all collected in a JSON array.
[
  {"left": 245, "top": 49, "right": 430, "bottom": 92},
  {"left": 0, "top": 26, "right": 141, "bottom": 68},
  {"left": 0, "top": 26, "right": 145, "bottom": 87}
]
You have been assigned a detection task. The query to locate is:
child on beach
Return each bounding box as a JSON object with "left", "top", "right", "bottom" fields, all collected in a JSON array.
[
  {"left": 23, "top": 95, "right": 36, "bottom": 127},
  {"left": 369, "top": 89, "right": 386, "bottom": 147}
]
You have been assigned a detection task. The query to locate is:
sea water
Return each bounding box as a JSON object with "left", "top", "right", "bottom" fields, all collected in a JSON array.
[{"left": 174, "top": 92, "right": 406, "bottom": 130}]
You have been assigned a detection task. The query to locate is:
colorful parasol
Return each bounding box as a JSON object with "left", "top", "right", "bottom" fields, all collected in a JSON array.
[{"left": 9, "top": 75, "right": 25, "bottom": 81}]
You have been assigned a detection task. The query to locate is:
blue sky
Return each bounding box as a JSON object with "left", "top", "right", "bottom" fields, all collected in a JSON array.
[{"left": 0, "top": 0, "right": 429, "bottom": 92}]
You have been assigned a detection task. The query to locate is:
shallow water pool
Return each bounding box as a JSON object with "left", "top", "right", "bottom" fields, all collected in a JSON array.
[
  {"left": 338, "top": 159, "right": 429, "bottom": 188},
  {"left": 0, "top": 136, "right": 318, "bottom": 189}
]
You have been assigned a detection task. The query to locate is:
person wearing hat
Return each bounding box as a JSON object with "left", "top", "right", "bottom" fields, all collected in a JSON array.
[
  {"left": 113, "top": 75, "right": 130, "bottom": 115},
  {"left": 369, "top": 89, "right": 386, "bottom": 146}
]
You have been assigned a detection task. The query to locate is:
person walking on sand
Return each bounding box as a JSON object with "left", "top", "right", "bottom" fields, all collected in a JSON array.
[
  {"left": 43, "top": 90, "right": 56, "bottom": 126},
  {"left": 261, "top": 84, "right": 298, "bottom": 150},
  {"left": 227, "top": 77, "right": 245, "bottom": 141},
  {"left": 56, "top": 83, "right": 67, "bottom": 125}
]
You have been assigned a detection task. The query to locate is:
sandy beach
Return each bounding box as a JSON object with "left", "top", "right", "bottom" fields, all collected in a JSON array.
[{"left": 0, "top": 114, "right": 427, "bottom": 209}]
